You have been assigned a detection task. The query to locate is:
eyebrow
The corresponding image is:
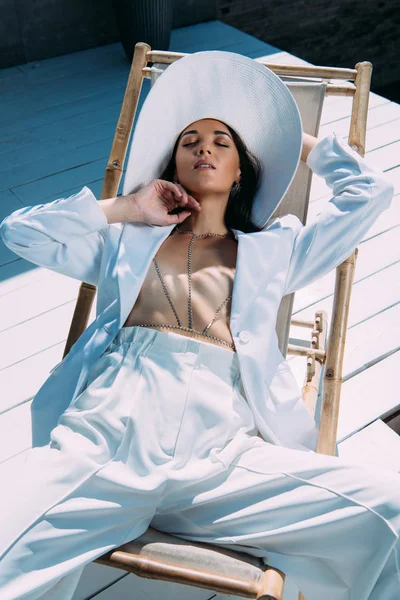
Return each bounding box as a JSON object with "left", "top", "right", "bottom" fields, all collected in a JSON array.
[{"left": 180, "top": 129, "right": 232, "bottom": 139}]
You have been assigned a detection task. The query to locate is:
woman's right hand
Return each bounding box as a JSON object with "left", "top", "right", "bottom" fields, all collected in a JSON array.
[{"left": 128, "top": 179, "right": 201, "bottom": 227}]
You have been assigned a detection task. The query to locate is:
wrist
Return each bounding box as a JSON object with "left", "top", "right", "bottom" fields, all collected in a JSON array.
[
  {"left": 98, "top": 194, "right": 143, "bottom": 224},
  {"left": 124, "top": 193, "right": 144, "bottom": 223},
  {"left": 301, "top": 133, "right": 319, "bottom": 163}
]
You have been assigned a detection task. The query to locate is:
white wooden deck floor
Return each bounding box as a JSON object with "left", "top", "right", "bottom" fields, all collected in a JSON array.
[{"left": 0, "top": 21, "right": 399, "bottom": 600}]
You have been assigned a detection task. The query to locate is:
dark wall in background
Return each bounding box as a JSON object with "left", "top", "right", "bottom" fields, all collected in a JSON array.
[
  {"left": 0, "top": 0, "right": 216, "bottom": 68},
  {"left": 1, "top": 0, "right": 399, "bottom": 102},
  {"left": 217, "top": 0, "right": 400, "bottom": 101}
]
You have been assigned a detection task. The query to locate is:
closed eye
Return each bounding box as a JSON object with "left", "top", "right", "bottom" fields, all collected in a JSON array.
[{"left": 182, "top": 142, "right": 229, "bottom": 147}]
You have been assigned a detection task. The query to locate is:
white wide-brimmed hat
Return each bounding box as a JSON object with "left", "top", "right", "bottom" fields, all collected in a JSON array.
[{"left": 122, "top": 50, "right": 303, "bottom": 229}]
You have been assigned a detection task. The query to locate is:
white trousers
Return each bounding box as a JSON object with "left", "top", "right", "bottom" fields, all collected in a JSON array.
[{"left": 0, "top": 326, "right": 399, "bottom": 600}]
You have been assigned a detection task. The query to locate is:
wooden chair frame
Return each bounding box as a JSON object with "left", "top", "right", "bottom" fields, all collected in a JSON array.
[{"left": 63, "top": 42, "right": 372, "bottom": 600}]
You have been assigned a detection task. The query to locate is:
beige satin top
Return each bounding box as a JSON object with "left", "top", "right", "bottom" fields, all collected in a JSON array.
[{"left": 123, "top": 228, "right": 238, "bottom": 352}]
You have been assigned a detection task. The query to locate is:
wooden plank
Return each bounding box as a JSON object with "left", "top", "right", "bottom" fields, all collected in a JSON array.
[
  {"left": 0, "top": 113, "right": 118, "bottom": 165},
  {"left": 0, "top": 450, "right": 27, "bottom": 478},
  {"left": 292, "top": 259, "right": 400, "bottom": 330},
  {"left": 319, "top": 94, "right": 390, "bottom": 125},
  {"left": 337, "top": 419, "right": 400, "bottom": 472},
  {"left": 385, "top": 164, "right": 400, "bottom": 190},
  {"left": 0, "top": 64, "right": 130, "bottom": 124},
  {"left": 17, "top": 43, "right": 123, "bottom": 79},
  {"left": 365, "top": 118, "right": 400, "bottom": 152},
  {"left": 0, "top": 65, "right": 24, "bottom": 82},
  {"left": 325, "top": 90, "right": 389, "bottom": 108},
  {"left": 0, "top": 189, "right": 22, "bottom": 219},
  {"left": 91, "top": 570, "right": 221, "bottom": 600},
  {"left": 0, "top": 189, "right": 25, "bottom": 267},
  {"left": 288, "top": 300, "right": 400, "bottom": 385},
  {"left": 11, "top": 158, "right": 107, "bottom": 205},
  {"left": 319, "top": 101, "right": 400, "bottom": 139},
  {"left": 0, "top": 271, "right": 80, "bottom": 331},
  {"left": 0, "top": 341, "right": 65, "bottom": 414},
  {"left": 0, "top": 84, "right": 127, "bottom": 143},
  {"left": 337, "top": 351, "right": 400, "bottom": 441},
  {"left": 291, "top": 225, "right": 400, "bottom": 315},
  {"left": 0, "top": 273, "right": 96, "bottom": 413},
  {"left": 0, "top": 22, "right": 278, "bottom": 146},
  {"left": 0, "top": 282, "right": 96, "bottom": 373},
  {"left": 0, "top": 77, "right": 149, "bottom": 159},
  {"left": 0, "top": 137, "right": 112, "bottom": 192},
  {"left": 171, "top": 20, "right": 265, "bottom": 52},
  {"left": 255, "top": 51, "right": 312, "bottom": 66},
  {"left": 0, "top": 45, "right": 127, "bottom": 97},
  {"left": 0, "top": 402, "right": 32, "bottom": 461},
  {"left": 0, "top": 300, "right": 77, "bottom": 371},
  {"left": 363, "top": 141, "right": 400, "bottom": 171},
  {"left": 71, "top": 564, "right": 126, "bottom": 600},
  {"left": 0, "top": 261, "right": 51, "bottom": 297},
  {"left": 39, "top": 178, "right": 104, "bottom": 205},
  {"left": 218, "top": 38, "right": 280, "bottom": 57},
  {"left": 288, "top": 351, "right": 400, "bottom": 445}
]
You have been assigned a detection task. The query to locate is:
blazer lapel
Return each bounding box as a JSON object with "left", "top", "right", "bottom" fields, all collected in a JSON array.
[{"left": 230, "top": 227, "right": 282, "bottom": 332}]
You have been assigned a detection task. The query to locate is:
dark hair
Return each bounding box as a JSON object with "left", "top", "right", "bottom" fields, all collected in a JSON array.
[{"left": 159, "top": 122, "right": 264, "bottom": 234}]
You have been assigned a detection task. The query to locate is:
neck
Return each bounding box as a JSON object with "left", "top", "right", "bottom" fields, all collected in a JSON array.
[{"left": 181, "top": 192, "right": 229, "bottom": 235}]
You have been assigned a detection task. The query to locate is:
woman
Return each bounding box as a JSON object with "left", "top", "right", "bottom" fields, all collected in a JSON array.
[{"left": 0, "top": 51, "right": 398, "bottom": 600}]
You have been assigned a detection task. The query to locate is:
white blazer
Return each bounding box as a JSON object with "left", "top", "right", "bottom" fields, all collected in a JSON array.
[{"left": 0, "top": 133, "right": 394, "bottom": 453}]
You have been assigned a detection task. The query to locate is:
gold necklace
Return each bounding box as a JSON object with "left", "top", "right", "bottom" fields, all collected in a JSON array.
[{"left": 174, "top": 225, "right": 233, "bottom": 238}]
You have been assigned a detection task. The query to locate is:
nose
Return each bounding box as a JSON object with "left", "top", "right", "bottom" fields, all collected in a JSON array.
[
  {"left": 196, "top": 141, "right": 213, "bottom": 155},
  {"left": 197, "top": 147, "right": 212, "bottom": 156}
]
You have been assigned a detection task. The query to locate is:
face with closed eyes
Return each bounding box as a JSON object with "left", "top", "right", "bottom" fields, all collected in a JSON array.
[{"left": 173, "top": 119, "right": 241, "bottom": 198}]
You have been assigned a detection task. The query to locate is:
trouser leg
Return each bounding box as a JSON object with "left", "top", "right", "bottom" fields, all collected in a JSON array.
[
  {"left": 152, "top": 439, "right": 400, "bottom": 600},
  {"left": 367, "top": 542, "right": 399, "bottom": 600},
  {"left": 0, "top": 445, "right": 165, "bottom": 600}
]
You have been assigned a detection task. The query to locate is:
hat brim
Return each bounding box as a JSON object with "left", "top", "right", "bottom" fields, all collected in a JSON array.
[{"left": 122, "top": 50, "right": 303, "bottom": 229}]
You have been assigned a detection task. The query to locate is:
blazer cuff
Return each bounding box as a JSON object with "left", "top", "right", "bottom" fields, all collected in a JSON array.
[
  {"left": 306, "top": 131, "right": 365, "bottom": 176},
  {"left": 54, "top": 186, "right": 109, "bottom": 241}
]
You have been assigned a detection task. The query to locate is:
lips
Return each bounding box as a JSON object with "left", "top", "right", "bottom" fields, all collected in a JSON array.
[{"left": 194, "top": 159, "right": 216, "bottom": 169}]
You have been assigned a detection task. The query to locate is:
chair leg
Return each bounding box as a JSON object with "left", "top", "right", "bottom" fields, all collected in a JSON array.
[{"left": 259, "top": 566, "right": 286, "bottom": 600}]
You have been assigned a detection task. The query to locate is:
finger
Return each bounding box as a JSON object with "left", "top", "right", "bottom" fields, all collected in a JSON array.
[
  {"left": 187, "top": 195, "right": 201, "bottom": 210},
  {"left": 176, "top": 210, "right": 191, "bottom": 223},
  {"left": 176, "top": 185, "right": 189, "bottom": 206},
  {"left": 165, "top": 211, "right": 191, "bottom": 225},
  {"left": 163, "top": 189, "right": 183, "bottom": 211},
  {"left": 175, "top": 186, "right": 201, "bottom": 212},
  {"left": 161, "top": 180, "right": 183, "bottom": 199}
]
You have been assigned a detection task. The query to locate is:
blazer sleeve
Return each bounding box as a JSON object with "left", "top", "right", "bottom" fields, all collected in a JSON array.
[
  {"left": 0, "top": 187, "right": 109, "bottom": 286},
  {"left": 283, "top": 132, "right": 395, "bottom": 296}
]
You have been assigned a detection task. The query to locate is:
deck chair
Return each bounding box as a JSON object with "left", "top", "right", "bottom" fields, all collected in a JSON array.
[{"left": 63, "top": 42, "right": 372, "bottom": 600}]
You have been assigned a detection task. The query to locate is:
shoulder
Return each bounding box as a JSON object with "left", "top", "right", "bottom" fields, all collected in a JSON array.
[
  {"left": 262, "top": 213, "right": 303, "bottom": 235},
  {"left": 231, "top": 215, "right": 304, "bottom": 245}
]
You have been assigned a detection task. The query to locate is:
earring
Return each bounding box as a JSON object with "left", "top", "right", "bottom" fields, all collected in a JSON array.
[{"left": 231, "top": 181, "right": 241, "bottom": 192}]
